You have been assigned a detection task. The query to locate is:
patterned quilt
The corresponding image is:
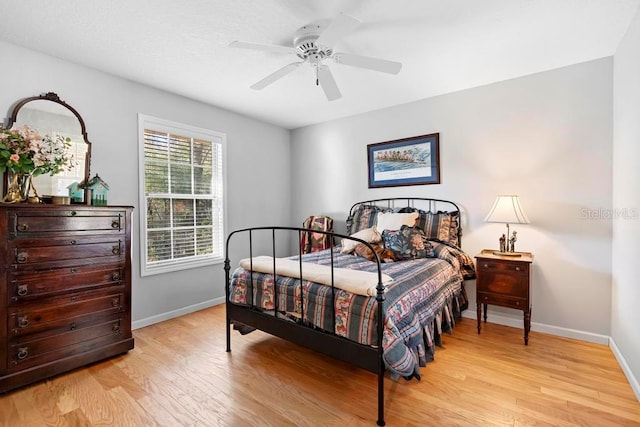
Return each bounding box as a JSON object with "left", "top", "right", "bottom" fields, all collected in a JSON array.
[{"left": 229, "top": 241, "right": 474, "bottom": 378}]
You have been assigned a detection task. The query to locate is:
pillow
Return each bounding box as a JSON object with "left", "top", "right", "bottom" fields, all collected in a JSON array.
[
  {"left": 340, "top": 227, "right": 382, "bottom": 254},
  {"left": 381, "top": 225, "right": 435, "bottom": 260},
  {"left": 415, "top": 210, "right": 460, "bottom": 247},
  {"left": 346, "top": 204, "right": 384, "bottom": 235},
  {"left": 376, "top": 211, "right": 419, "bottom": 232},
  {"left": 353, "top": 242, "right": 396, "bottom": 263}
]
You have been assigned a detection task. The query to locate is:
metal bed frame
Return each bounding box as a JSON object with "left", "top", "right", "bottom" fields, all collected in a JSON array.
[{"left": 224, "top": 198, "right": 462, "bottom": 426}]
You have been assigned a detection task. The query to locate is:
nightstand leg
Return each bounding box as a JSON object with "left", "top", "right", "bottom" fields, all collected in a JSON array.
[
  {"left": 483, "top": 303, "right": 488, "bottom": 323},
  {"left": 476, "top": 303, "right": 481, "bottom": 334},
  {"left": 524, "top": 307, "right": 531, "bottom": 345}
]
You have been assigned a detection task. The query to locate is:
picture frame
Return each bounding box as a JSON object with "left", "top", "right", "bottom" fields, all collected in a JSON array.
[{"left": 367, "top": 133, "right": 440, "bottom": 188}]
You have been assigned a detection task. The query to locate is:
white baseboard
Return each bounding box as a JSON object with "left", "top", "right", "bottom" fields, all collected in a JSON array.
[
  {"left": 460, "top": 311, "right": 609, "bottom": 345},
  {"left": 132, "top": 297, "right": 225, "bottom": 330},
  {"left": 609, "top": 337, "right": 640, "bottom": 401}
]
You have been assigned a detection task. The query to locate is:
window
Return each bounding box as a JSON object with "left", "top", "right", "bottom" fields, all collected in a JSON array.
[{"left": 138, "top": 115, "right": 226, "bottom": 276}]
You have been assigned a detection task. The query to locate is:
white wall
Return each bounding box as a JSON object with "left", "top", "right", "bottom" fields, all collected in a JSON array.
[
  {"left": 612, "top": 8, "right": 640, "bottom": 399},
  {"left": 291, "top": 58, "right": 614, "bottom": 340},
  {"left": 0, "top": 41, "right": 292, "bottom": 327}
]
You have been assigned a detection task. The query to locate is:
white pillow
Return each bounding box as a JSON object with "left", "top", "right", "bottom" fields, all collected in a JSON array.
[
  {"left": 340, "top": 227, "right": 382, "bottom": 254},
  {"left": 376, "top": 211, "right": 419, "bottom": 232}
]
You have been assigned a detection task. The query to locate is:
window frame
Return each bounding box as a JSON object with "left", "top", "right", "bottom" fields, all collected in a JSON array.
[{"left": 138, "top": 114, "right": 227, "bottom": 277}]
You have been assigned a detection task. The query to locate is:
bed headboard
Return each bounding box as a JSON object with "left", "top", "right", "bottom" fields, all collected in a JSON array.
[{"left": 347, "top": 197, "right": 462, "bottom": 247}]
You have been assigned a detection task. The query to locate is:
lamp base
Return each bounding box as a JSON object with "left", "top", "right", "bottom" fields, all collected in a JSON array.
[{"left": 492, "top": 251, "right": 523, "bottom": 257}]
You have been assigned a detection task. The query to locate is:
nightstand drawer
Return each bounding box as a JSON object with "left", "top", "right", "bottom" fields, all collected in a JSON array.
[
  {"left": 477, "top": 260, "right": 529, "bottom": 275},
  {"left": 477, "top": 271, "right": 528, "bottom": 299},
  {"left": 478, "top": 292, "right": 527, "bottom": 310}
]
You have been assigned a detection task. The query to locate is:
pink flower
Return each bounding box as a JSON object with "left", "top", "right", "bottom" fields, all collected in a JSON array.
[{"left": 8, "top": 153, "right": 20, "bottom": 164}]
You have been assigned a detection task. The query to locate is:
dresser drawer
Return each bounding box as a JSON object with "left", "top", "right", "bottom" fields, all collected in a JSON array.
[
  {"left": 8, "top": 315, "right": 125, "bottom": 370},
  {"left": 9, "top": 236, "right": 124, "bottom": 270},
  {"left": 8, "top": 290, "right": 125, "bottom": 336},
  {"left": 8, "top": 263, "right": 124, "bottom": 303},
  {"left": 8, "top": 209, "right": 126, "bottom": 238}
]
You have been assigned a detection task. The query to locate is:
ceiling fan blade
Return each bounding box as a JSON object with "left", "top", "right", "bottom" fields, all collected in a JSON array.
[
  {"left": 250, "top": 62, "right": 302, "bottom": 90},
  {"left": 317, "top": 65, "right": 342, "bottom": 101},
  {"left": 333, "top": 52, "right": 402, "bottom": 74},
  {"left": 316, "top": 14, "right": 361, "bottom": 48},
  {"left": 229, "top": 40, "right": 297, "bottom": 55}
]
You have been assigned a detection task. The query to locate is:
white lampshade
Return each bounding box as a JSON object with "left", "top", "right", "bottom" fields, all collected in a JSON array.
[{"left": 485, "top": 195, "right": 530, "bottom": 224}]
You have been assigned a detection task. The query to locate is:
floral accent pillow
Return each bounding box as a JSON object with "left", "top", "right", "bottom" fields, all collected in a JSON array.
[{"left": 381, "top": 225, "right": 435, "bottom": 261}]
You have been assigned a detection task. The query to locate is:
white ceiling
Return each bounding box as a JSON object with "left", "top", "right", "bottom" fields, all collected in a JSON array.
[{"left": 1, "top": 0, "right": 638, "bottom": 129}]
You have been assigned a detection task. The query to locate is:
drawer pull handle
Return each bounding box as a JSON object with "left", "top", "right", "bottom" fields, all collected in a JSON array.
[
  {"left": 17, "top": 316, "right": 29, "bottom": 328},
  {"left": 17, "top": 285, "right": 28, "bottom": 296},
  {"left": 17, "top": 347, "right": 29, "bottom": 360},
  {"left": 70, "top": 240, "right": 77, "bottom": 245},
  {"left": 16, "top": 252, "right": 28, "bottom": 264},
  {"left": 515, "top": 266, "right": 521, "bottom": 271},
  {"left": 71, "top": 268, "right": 78, "bottom": 273},
  {"left": 70, "top": 296, "right": 78, "bottom": 302},
  {"left": 70, "top": 323, "right": 77, "bottom": 331},
  {"left": 516, "top": 301, "right": 520, "bottom": 306},
  {"left": 112, "top": 323, "right": 121, "bottom": 333},
  {"left": 112, "top": 272, "right": 121, "bottom": 281},
  {"left": 112, "top": 245, "right": 121, "bottom": 255},
  {"left": 483, "top": 296, "right": 488, "bottom": 300},
  {"left": 71, "top": 211, "right": 77, "bottom": 216},
  {"left": 16, "top": 223, "right": 29, "bottom": 232},
  {"left": 112, "top": 220, "right": 121, "bottom": 229},
  {"left": 112, "top": 297, "right": 120, "bottom": 307},
  {"left": 483, "top": 263, "right": 488, "bottom": 268}
]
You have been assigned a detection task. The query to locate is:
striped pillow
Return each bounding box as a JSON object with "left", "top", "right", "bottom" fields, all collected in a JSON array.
[
  {"left": 414, "top": 210, "right": 460, "bottom": 247},
  {"left": 346, "top": 205, "right": 386, "bottom": 235}
]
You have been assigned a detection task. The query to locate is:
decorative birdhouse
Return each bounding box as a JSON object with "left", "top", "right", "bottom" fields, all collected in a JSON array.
[
  {"left": 85, "top": 174, "right": 110, "bottom": 206},
  {"left": 67, "top": 182, "right": 84, "bottom": 203}
]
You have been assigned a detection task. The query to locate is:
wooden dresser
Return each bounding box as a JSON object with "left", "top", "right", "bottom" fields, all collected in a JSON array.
[{"left": 0, "top": 204, "right": 134, "bottom": 392}]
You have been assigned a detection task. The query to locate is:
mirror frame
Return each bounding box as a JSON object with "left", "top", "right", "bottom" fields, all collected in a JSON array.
[{"left": 4, "top": 92, "right": 92, "bottom": 204}]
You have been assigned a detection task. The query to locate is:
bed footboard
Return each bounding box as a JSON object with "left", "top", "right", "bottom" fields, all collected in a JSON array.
[{"left": 224, "top": 226, "right": 387, "bottom": 426}]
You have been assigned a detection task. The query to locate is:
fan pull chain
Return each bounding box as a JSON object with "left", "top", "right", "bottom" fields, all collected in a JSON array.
[{"left": 315, "top": 62, "right": 319, "bottom": 86}]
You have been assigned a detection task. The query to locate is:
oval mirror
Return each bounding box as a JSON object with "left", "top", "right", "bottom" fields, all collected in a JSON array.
[{"left": 4, "top": 92, "right": 91, "bottom": 203}]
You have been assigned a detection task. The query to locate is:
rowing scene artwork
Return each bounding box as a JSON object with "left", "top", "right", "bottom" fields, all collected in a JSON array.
[{"left": 368, "top": 133, "right": 440, "bottom": 187}]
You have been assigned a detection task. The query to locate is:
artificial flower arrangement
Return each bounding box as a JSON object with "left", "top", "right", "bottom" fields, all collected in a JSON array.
[
  {"left": 0, "top": 124, "right": 75, "bottom": 203},
  {"left": 0, "top": 124, "right": 75, "bottom": 176}
]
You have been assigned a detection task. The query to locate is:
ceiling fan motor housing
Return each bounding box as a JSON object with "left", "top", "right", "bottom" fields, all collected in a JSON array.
[{"left": 294, "top": 19, "right": 332, "bottom": 62}]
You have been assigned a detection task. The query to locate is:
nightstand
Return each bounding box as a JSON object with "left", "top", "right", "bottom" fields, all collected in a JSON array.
[{"left": 475, "top": 249, "right": 534, "bottom": 344}]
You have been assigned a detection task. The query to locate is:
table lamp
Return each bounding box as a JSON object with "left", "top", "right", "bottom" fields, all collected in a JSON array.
[{"left": 484, "top": 195, "right": 530, "bottom": 256}]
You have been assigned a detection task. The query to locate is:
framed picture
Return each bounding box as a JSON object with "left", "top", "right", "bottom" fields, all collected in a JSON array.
[{"left": 367, "top": 133, "right": 440, "bottom": 188}]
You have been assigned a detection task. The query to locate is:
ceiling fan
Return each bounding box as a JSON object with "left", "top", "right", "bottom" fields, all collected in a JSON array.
[{"left": 230, "top": 14, "right": 402, "bottom": 101}]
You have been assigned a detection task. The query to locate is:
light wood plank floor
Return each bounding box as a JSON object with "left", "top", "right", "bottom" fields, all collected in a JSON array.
[{"left": 1, "top": 305, "right": 638, "bottom": 426}]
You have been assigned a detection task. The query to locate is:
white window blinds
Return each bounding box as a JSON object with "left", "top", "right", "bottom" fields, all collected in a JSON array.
[{"left": 138, "top": 115, "right": 226, "bottom": 276}]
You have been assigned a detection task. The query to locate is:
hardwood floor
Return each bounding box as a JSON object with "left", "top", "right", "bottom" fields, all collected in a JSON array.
[{"left": 1, "top": 305, "right": 638, "bottom": 426}]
